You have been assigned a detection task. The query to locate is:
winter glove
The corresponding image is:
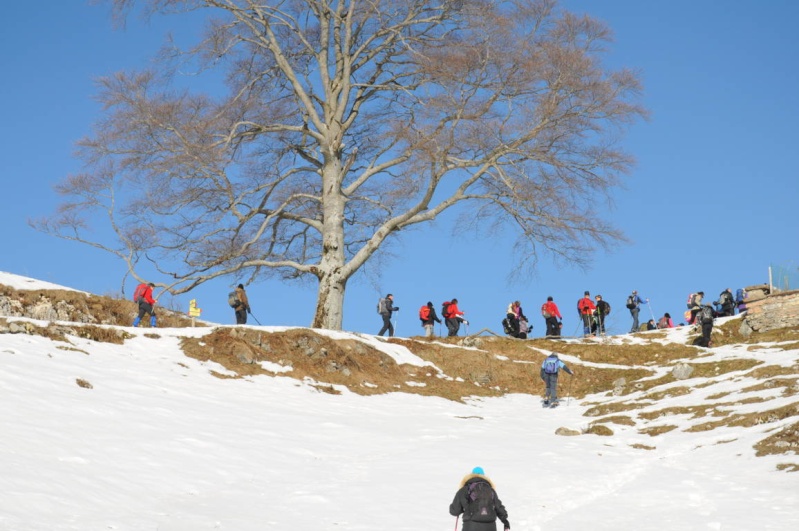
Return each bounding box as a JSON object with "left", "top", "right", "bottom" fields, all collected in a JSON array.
[
  {"left": 247, "top": 306, "right": 252, "bottom": 313},
  {"left": 394, "top": 307, "right": 400, "bottom": 311},
  {"left": 501, "top": 518, "right": 510, "bottom": 530}
]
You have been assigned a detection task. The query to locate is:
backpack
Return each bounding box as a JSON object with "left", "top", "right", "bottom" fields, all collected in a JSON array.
[
  {"left": 700, "top": 305, "right": 714, "bottom": 324},
  {"left": 657, "top": 316, "right": 669, "bottom": 329},
  {"left": 419, "top": 305, "right": 431, "bottom": 322},
  {"left": 543, "top": 356, "right": 559, "bottom": 374},
  {"left": 228, "top": 291, "right": 240, "bottom": 308},
  {"left": 687, "top": 293, "right": 696, "bottom": 308},
  {"left": 133, "top": 283, "right": 148, "bottom": 303},
  {"left": 501, "top": 317, "right": 514, "bottom": 335},
  {"left": 625, "top": 295, "right": 636, "bottom": 309},
  {"left": 442, "top": 301, "right": 452, "bottom": 319},
  {"left": 377, "top": 298, "right": 387, "bottom": 314},
  {"left": 719, "top": 291, "right": 732, "bottom": 305},
  {"left": 735, "top": 288, "right": 745, "bottom": 304},
  {"left": 541, "top": 303, "right": 551, "bottom": 318},
  {"left": 466, "top": 480, "right": 496, "bottom": 523}
]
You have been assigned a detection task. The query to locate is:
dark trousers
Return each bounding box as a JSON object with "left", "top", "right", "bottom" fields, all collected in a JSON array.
[
  {"left": 701, "top": 322, "right": 713, "bottom": 347},
  {"left": 446, "top": 317, "right": 460, "bottom": 336},
  {"left": 378, "top": 314, "right": 394, "bottom": 336},
  {"left": 545, "top": 316, "right": 560, "bottom": 336},
  {"left": 630, "top": 307, "right": 640, "bottom": 332},
  {"left": 235, "top": 306, "right": 247, "bottom": 324},
  {"left": 137, "top": 301, "right": 155, "bottom": 320}
]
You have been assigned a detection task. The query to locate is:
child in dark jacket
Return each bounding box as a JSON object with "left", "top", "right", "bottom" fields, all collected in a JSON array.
[{"left": 449, "top": 467, "right": 510, "bottom": 531}]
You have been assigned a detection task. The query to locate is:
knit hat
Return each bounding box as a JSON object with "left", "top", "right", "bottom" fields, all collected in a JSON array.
[
  {"left": 472, "top": 466, "right": 484, "bottom": 475},
  {"left": 584, "top": 291, "right": 590, "bottom": 296}
]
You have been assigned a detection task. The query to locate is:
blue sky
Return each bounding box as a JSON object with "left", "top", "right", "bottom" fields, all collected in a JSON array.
[{"left": 2, "top": 1, "right": 797, "bottom": 335}]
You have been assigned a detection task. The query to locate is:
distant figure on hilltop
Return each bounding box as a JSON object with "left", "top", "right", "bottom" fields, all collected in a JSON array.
[
  {"left": 419, "top": 301, "right": 442, "bottom": 338},
  {"left": 229, "top": 284, "right": 251, "bottom": 324},
  {"left": 592, "top": 294, "right": 610, "bottom": 336},
  {"left": 625, "top": 290, "right": 648, "bottom": 333},
  {"left": 443, "top": 299, "right": 467, "bottom": 337},
  {"left": 132, "top": 282, "right": 157, "bottom": 328},
  {"left": 377, "top": 294, "right": 399, "bottom": 337},
  {"left": 577, "top": 291, "right": 596, "bottom": 337},
  {"left": 541, "top": 296, "right": 562, "bottom": 337},
  {"left": 657, "top": 313, "right": 674, "bottom": 329},
  {"left": 449, "top": 466, "right": 510, "bottom": 531},
  {"left": 715, "top": 288, "right": 735, "bottom": 317},
  {"left": 687, "top": 291, "right": 704, "bottom": 324}
]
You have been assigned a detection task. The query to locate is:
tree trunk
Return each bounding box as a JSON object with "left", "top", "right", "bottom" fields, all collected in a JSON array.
[
  {"left": 311, "top": 268, "right": 347, "bottom": 330},
  {"left": 311, "top": 154, "right": 348, "bottom": 330}
]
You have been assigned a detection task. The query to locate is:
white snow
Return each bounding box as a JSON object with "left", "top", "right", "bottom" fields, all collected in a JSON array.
[{"left": 1, "top": 273, "right": 798, "bottom": 530}]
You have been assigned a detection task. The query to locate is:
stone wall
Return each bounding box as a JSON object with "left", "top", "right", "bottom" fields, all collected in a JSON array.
[{"left": 740, "top": 289, "right": 799, "bottom": 335}]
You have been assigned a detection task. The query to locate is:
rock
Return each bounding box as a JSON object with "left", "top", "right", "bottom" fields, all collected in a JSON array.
[
  {"left": 672, "top": 363, "right": 694, "bottom": 380},
  {"left": 555, "top": 427, "right": 581, "bottom": 436}
]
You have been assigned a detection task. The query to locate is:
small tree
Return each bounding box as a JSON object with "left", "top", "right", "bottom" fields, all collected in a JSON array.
[{"left": 37, "top": 0, "right": 646, "bottom": 330}]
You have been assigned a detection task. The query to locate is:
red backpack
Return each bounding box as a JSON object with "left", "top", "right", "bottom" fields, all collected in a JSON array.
[
  {"left": 441, "top": 301, "right": 452, "bottom": 318},
  {"left": 132, "top": 283, "right": 148, "bottom": 302},
  {"left": 419, "top": 305, "right": 431, "bottom": 321}
]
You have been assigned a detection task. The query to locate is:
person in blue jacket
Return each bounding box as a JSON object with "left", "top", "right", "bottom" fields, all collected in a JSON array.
[
  {"left": 627, "top": 290, "right": 648, "bottom": 333},
  {"left": 540, "top": 353, "right": 574, "bottom": 406}
]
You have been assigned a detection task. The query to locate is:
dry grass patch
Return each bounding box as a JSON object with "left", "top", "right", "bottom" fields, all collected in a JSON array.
[
  {"left": 630, "top": 443, "right": 656, "bottom": 450},
  {"left": 599, "top": 415, "right": 637, "bottom": 426},
  {"left": 754, "top": 420, "right": 799, "bottom": 459},
  {"left": 585, "top": 424, "right": 614, "bottom": 436},
  {"left": 639, "top": 425, "right": 678, "bottom": 436}
]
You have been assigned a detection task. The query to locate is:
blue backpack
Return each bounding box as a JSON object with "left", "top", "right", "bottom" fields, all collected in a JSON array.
[
  {"left": 735, "top": 288, "right": 745, "bottom": 304},
  {"left": 543, "top": 356, "right": 560, "bottom": 374}
]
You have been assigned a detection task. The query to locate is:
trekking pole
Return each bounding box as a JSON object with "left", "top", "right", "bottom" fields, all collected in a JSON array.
[
  {"left": 647, "top": 301, "right": 656, "bottom": 322},
  {"left": 453, "top": 515, "right": 459, "bottom": 531},
  {"left": 250, "top": 312, "right": 262, "bottom": 325},
  {"left": 566, "top": 374, "right": 574, "bottom": 406}
]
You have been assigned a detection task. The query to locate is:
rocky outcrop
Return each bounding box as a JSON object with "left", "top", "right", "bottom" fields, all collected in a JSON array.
[{"left": 740, "top": 289, "right": 799, "bottom": 335}]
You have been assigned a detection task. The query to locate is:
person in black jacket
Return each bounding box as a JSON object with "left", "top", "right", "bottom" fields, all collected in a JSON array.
[
  {"left": 449, "top": 467, "right": 510, "bottom": 531},
  {"left": 592, "top": 294, "right": 610, "bottom": 335},
  {"left": 377, "top": 294, "right": 399, "bottom": 337},
  {"left": 420, "top": 301, "right": 442, "bottom": 337}
]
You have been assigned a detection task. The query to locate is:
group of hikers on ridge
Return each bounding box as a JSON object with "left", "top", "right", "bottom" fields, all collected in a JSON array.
[{"left": 374, "top": 287, "right": 748, "bottom": 342}]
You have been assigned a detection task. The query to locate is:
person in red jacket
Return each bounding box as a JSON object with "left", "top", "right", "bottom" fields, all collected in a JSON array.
[
  {"left": 577, "top": 291, "right": 595, "bottom": 337},
  {"left": 444, "top": 299, "right": 467, "bottom": 336},
  {"left": 541, "top": 296, "right": 562, "bottom": 337},
  {"left": 133, "top": 282, "right": 157, "bottom": 327}
]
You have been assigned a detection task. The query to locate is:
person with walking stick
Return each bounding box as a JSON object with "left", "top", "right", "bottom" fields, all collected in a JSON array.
[
  {"left": 540, "top": 353, "right": 574, "bottom": 408},
  {"left": 449, "top": 466, "right": 510, "bottom": 531}
]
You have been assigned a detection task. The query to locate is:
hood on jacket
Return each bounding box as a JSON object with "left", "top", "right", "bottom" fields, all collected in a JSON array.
[{"left": 458, "top": 473, "right": 495, "bottom": 488}]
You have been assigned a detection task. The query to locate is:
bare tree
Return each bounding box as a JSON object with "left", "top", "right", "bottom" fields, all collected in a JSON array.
[{"left": 36, "top": 0, "right": 646, "bottom": 330}]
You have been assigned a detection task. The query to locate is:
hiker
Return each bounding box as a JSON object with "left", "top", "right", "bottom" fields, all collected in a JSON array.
[
  {"left": 517, "top": 316, "right": 530, "bottom": 339},
  {"left": 231, "top": 284, "right": 251, "bottom": 324},
  {"left": 735, "top": 288, "right": 747, "bottom": 314},
  {"left": 443, "top": 299, "right": 467, "bottom": 337},
  {"left": 505, "top": 301, "right": 521, "bottom": 337},
  {"left": 592, "top": 294, "right": 610, "bottom": 335},
  {"left": 626, "top": 290, "right": 648, "bottom": 333},
  {"left": 132, "top": 282, "right": 157, "bottom": 328},
  {"left": 715, "top": 288, "right": 735, "bottom": 317},
  {"left": 419, "top": 301, "right": 441, "bottom": 338},
  {"left": 377, "top": 294, "right": 399, "bottom": 337},
  {"left": 695, "top": 304, "right": 715, "bottom": 347},
  {"left": 541, "top": 296, "right": 562, "bottom": 337},
  {"left": 657, "top": 313, "right": 674, "bottom": 329},
  {"left": 540, "top": 352, "right": 574, "bottom": 407},
  {"left": 639, "top": 319, "right": 656, "bottom": 331},
  {"left": 577, "top": 291, "right": 596, "bottom": 337},
  {"left": 687, "top": 292, "right": 704, "bottom": 324},
  {"left": 449, "top": 466, "right": 510, "bottom": 531}
]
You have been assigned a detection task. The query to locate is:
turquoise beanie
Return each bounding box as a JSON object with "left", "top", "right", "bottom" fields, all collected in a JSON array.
[{"left": 472, "top": 466, "right": 484, "bottom": 475}]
